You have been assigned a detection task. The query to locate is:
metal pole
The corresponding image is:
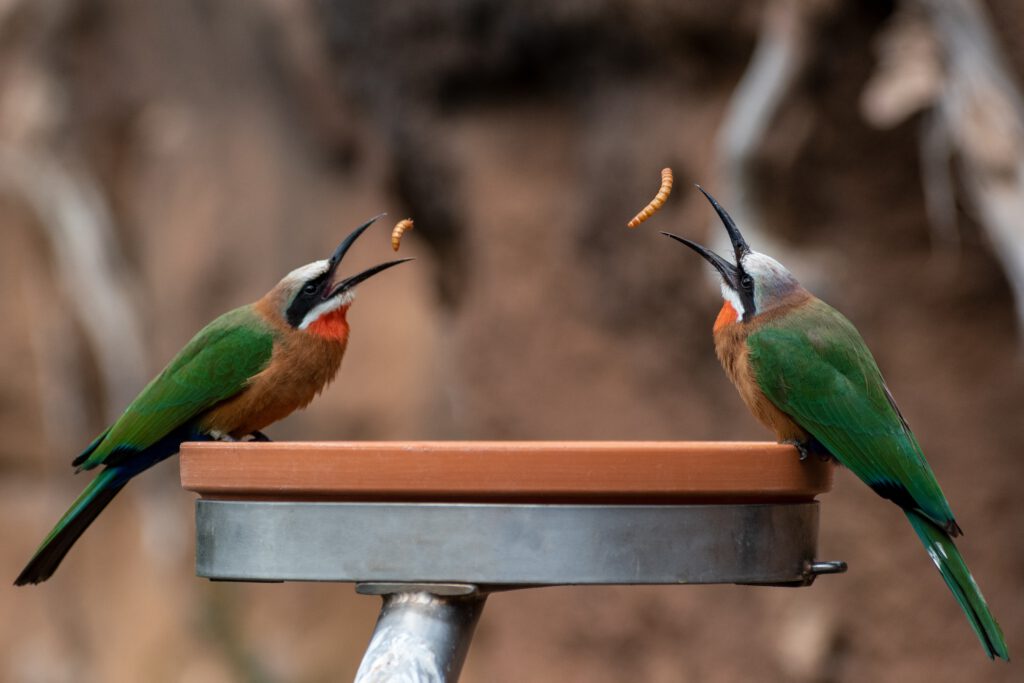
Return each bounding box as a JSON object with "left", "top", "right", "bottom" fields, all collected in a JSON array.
[{"left": 354, "top": 590, "right": 487, "bottom": 683}]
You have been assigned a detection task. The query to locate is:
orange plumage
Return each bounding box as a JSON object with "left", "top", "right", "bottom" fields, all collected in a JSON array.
[
  {"left": 199, "top": 291, "right": 349, "bottom": 438},
  {"left": 712, "top": 293, "right": 812, "bottom": 443},
  {"left": 713, "top": 301, "right": 738, "bottom": 334}
]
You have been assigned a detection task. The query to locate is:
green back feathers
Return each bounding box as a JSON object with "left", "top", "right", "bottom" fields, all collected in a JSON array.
[
  {"left": 746, "top": 298, "right": 956, "bottom": 530},
  {"left": 75, "top": 306, "right": 276, "bottom": 470}
]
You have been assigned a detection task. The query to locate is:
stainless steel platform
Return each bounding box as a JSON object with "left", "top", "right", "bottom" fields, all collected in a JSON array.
[{"left": 195, "top": 500, "right": 824, "bottom": 586}]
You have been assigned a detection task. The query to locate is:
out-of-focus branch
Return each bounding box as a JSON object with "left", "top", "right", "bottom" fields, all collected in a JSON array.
[
  {"left": 929, "top": 0, "right": 1024, "bottom": 332},
  {"left": 718, "top": 0, "right": 809, "bottom": 240},
  {"left": 716, "top": 3, "right": 827, "bottom": 266},
  {"left": 863, "top": 0, "right": 1024, "bottom": 332},
  {"left": 919, "top": 109, "right": 959, "bottom": 246},
  {"left": 0, "top": 150, "right": 148, "bottom": 421},
  {"left": 713, "top": 0, "right": 834, "bottom": 285},
  {"left": 0, "top": 3, "right": 148, "bottom": 424}
]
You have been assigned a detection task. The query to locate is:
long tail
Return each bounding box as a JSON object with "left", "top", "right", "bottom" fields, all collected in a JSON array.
[
  {"left": 15, "top": 468, "right": 128, "bottom": 586},
  {"left": 904, "top": 509, "right": 1009, "bottom": 660}
]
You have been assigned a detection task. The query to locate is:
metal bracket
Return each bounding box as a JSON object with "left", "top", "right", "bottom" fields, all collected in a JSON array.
[{"left": 803, "top": 560, "right": 848, "bottom": 585}]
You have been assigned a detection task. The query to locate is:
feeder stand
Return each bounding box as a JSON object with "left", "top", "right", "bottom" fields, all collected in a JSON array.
[{"left": 180, "top": 441, "right": 845, "bottom": 682}]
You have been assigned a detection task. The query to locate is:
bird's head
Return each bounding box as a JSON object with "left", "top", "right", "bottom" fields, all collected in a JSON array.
[
  {"left": 272, "top": 214, "right": 411, "bottom": 334},
  {"left": 662, "top": 187, "right": 803, "bottom": 326}
]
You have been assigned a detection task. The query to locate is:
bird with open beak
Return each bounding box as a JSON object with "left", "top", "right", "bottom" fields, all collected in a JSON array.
[
  {"left": 16, "top": 215, "right": 410, "bottom": 586},
  {"left": 663, "top": 187, "right": 1008, "bottom": 660}
]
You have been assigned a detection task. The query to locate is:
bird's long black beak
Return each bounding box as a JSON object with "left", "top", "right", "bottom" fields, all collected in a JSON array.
[
  {"left": 661, "top": 232, "right": 740, "bottom": 289},
  {"left": 662, "top": 186, "right": 754, "bottom": 289},
  {"left": 328, "top": 258, "right": 413, "bottom": 297},
  {"left": 324, "top": 214, "right": 384, "bottom": 281},
  {"left": 695, "top": 185, "right": 749, "bottom": 264},
  {"left": 322, "top": 214, "right": 412, "bottom": 299}
]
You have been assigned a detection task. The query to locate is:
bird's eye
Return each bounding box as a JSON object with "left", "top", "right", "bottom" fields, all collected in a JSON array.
[
  {"left": 740, "top": 275, "right": 753, "bottom": 289},
  {"left": 302, "top": 283, "right": 318, "bottom": 295}
]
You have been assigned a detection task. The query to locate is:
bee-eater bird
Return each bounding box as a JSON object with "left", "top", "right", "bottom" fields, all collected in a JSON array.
[
  {"left": 663, "top": 188, "right": 1008, "bottom": 660},
  {"left": 15, "top": 216, "right": 410, "bottom": 586}
]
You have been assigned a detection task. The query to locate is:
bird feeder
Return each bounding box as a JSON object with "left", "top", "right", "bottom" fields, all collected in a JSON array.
[{"left": 180, "top": 441, "right": 844, "bottom": 682}]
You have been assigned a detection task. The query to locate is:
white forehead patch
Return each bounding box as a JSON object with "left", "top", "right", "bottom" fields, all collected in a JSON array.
[
  {"left": 741, "top": 251, "right": 800, "bottom": 313},
  {"left": 280, "top": 259, "right": 330, "bottom": 289},
  {"left": 741, "top": 252, "right": 794, "bottom": 282}
]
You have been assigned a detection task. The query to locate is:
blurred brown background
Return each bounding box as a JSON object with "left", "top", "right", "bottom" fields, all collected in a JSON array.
[{"left": 1, "top": 0, "right": 1023, "bottom": 681}]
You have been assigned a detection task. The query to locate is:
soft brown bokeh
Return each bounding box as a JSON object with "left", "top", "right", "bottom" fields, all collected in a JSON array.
[{"left": 1, "top": 1, "right": 1022, "bottom": 681}]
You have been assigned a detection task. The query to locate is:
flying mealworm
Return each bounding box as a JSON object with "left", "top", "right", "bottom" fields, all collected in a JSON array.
[
  {"left": 391, "top": 218, "right": 414, "bottom": 252},
  {"left": 627, "top": 168, "right": 673, "bottom": 228}
]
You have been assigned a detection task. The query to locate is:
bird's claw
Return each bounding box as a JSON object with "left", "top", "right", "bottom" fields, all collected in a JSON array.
[
  {"left": 782, "top": 439, "right": 811, "bottom": 461},
  {"left": 210, "top": 431, "right": 271, "bottom": 443},
  {"left": 783, "top": 438, "right": 836, "bottom": 463}
]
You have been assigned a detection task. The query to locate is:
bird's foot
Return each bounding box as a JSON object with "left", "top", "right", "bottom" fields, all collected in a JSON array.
[
  {"left": 782, "top": 437, "right": 835, "bottom": 463},
  {"left": 208, "top": 430, "right": 237, "bottom": 442},
  {"left": 247, "top": 431, "right": 272, "bottom": 442},
  {"left": 782, "top": 439, "right": 811, "bottom": 461}
]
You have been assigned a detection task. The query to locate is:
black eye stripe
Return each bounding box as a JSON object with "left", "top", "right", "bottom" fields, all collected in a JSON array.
[
  {"left": 287, "top": 272, "right": 331, "bottom": 327},
  {"left": 738, "top": 277, "right": 756, "bottom": 322}
]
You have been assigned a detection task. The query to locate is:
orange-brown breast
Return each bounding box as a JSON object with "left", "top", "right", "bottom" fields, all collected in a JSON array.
[
  {"left": 200, "top": 298, "right": 349, "bottom": 438},
  {"left": 712, "top": 300, "right": 808, "bottom": 443}
]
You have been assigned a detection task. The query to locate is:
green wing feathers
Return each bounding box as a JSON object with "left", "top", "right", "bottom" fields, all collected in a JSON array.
[
  {"left": 905, "top": 509, "right": 1008, "bottom": 660},
  {"left": 747, "top": 299, "right": 955, "bottom": 530},
  {"left": 747, "top": 298, "right": 1007, "bottom": 660},
  {"left": 18, "top": 307, "right": 275, "bottom": 585},
  {"left": 75, "top": 306, "right": 276, "bottom": 471}
]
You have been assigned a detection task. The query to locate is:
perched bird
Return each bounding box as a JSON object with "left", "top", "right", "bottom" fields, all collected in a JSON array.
[
  {"left": 664, "top": 187, "right": 1008, "bottom": 660},
  {"left": 15, "top": 216, "right": 410, "bottom": 586}
]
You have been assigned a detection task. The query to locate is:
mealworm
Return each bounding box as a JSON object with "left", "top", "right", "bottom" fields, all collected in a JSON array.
[
  {"left": 627, "top": 168, "right": 673, "bottom": 228},
  {"left": 391, "top": 218, "right": 414, "bottom": 252}
]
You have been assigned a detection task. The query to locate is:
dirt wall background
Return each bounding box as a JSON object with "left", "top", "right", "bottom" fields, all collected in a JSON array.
[{"left": 1, "top": 1, "right": 1022, "bottom": 681}]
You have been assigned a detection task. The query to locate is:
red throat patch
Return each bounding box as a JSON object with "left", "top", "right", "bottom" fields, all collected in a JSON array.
[
  {"left": 713, "top": 300, "right": 738, "bottom": 333},
  {"left": 307, "top": 305, "right": 350, "bottom": 341}
]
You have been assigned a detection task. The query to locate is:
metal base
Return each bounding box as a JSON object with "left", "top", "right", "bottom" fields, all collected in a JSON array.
[
  {"left": 354, "top": 589, "right": 486, "bottom": 683},
  {"left": 195, "top": 501, "right": 826, "bottom": 585},
  {"left": 194, "top": 500, "right": 846, "bottom": 682}
]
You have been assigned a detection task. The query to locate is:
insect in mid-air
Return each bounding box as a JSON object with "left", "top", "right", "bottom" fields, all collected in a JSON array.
[
  {"left": 627, "top": 167, "right": 673, "bottom": 228},
  {"left": 392, "top": 218, "right": 414, "bottom": 252}
]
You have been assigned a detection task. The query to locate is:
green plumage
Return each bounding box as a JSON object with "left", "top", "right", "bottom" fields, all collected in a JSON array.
[
  {"left": 76, "top": 306, "right": 276, "bottom": 470},
  {"left": 17, "top": 305, "right": 275, "bottom": 585},
  {"left": 748, "top": 299, "right": 954, "bottom": 528},
  {"left": 17, "top": 215, "right": 407, "bottom": 586},
  {"left": 747, "top": 298, "right": 1007, "bottom": 660}
]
